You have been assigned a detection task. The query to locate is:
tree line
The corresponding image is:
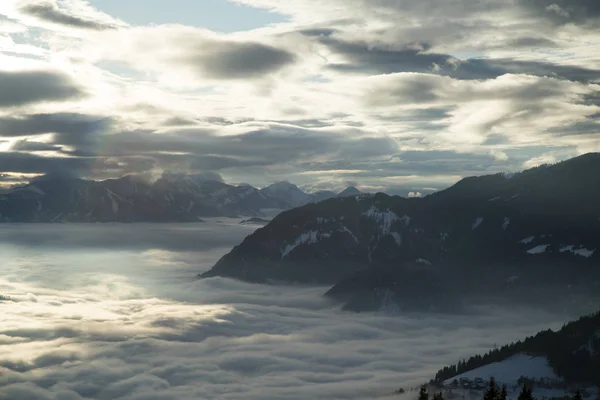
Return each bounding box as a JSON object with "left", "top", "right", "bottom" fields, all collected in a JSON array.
[
  {"left": 433, "top": 311, "right": 600, "bottom": 386},
  {"left": 418, "top": 378, "right": 587, "bottom": 400}
]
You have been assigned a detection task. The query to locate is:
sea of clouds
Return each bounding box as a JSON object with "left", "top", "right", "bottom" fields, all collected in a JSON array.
[{"left": 0, "top": 221, "right": 574, "bottom": 400}]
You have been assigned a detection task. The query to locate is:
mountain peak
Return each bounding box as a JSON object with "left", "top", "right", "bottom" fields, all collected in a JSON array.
[{"left": 337, "top": 186, "right": 362, "bottom": 197}]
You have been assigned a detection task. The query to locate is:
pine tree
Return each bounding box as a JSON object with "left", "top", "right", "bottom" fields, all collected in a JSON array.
[
  {"left": 517, "top": 385, "right": 533, "bottom": 400},
  {"left": 573, "top": 389, "right": 583, "bottom": 400},
  {"left": 500, "top": 385, "right": 508, "bottom": 400},
  {"left": 433, "top": 392, "right": 444, "bottom": 400},
  {"left": 419, "top": 385, "right": 429, "bottom": 400},
  {"left": 483, "top": 377, "right": 501, "bottom": 400}
]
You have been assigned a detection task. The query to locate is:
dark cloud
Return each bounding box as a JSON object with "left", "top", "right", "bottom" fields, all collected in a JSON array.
[
  {"left": 0, "top": 70, "right": 83, "bottom": 108},
  {"left": 9, "top": 139, "right": 63, "bottom": 152},
  {"left": 0, "top": 113, "right": 111, "bottom": 138},
  {"left": 181, "top": 41, "right": 296, "bottom": 80},
  {"left": 320, "top": 37, "right": 600, "bottom": 82},
  {"left": 19, "top": 2, "right": 117, "bottom": 30},
  {"left": 520, "top": 0, "right": 600, "bottom": 24},
  {"left": 0, "top": 151, "right": 119, "bottom": 176}
]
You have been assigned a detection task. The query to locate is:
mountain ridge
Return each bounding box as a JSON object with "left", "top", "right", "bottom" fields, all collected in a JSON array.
[
  {"left": 201, "top": 153, "right": 600, "bottom": 313},
  {"left": 0, "top": 174, "right": 367, "bottom": 223}
]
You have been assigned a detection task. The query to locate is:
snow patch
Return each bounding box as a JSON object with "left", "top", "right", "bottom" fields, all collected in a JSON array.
[
  {"left": 560, "top": 246, "right": 596, "bottom": 258},
  {"left": 488, "top": 197, "right": 500, "bottom": 202},
  {"left": 472, "top": 217, "right": 484, "bottom": 230},
  {"left": 106, "top": 189, "right": 120, "bottom": 214},
  {"left": 519, "top": 236, "right": 535, "bottom": 244},
  {"left": 527, "top": 245, "right": 549, "bottom": 255},
  {"left": 281, "top": 231, "right": 331, "bottom": 259},
  {"left": 416, "top": 258, "right": 432, "bottom": 265},
  {"left": 339, "top": 226, "right": 359, "bottom": 244},
  {"left": 573, "top": 248, "right": 596, "bottom": 258},
  {"left": 389, "top": 232, "right": 402, "bottom": 246},
  {"left": 363, "top": 206, "right": 400, "bottom": 234},
  {"left": 502, "top": 217, "right": 510, "bottom": 230},
  {"left": 445, "top": 354, "right": 559, "bottom": 386}
]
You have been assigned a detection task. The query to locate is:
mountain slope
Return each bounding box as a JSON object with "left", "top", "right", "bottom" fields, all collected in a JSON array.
[
  {"left": 201, "top": 154, "right": 600, "bottom": 312},
  {"left": 434, "top": 311, "right": 600, "bottom": 386}
]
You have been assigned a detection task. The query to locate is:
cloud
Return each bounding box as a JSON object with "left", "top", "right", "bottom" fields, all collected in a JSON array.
[
  {"left": 0, "top": 70, "right": 84, "bottom": 108},
  {"left": 18, "top": 1, "right": 118, "bottom": 30},
  {"left": 0, "top": 222, "right": 583, "bottom": 399},
  {"left": 178, "top": 40, "right": 297, "bottom": 80},
  {"left": 0, "top": 113, "right": 112, "bottom": 138}
]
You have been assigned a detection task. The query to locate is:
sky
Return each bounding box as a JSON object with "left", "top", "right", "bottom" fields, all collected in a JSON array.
[{"left": 0, "top": 0, "right": 599, "bottom": 194}]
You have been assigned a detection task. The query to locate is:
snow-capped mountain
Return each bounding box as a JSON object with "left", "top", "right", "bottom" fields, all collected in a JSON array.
[
  {"left": 201, "top": 153, "right": 600, "bottom": 312},
  {"left": 0, "top": 174, "right": 364, "bottom": 222}
]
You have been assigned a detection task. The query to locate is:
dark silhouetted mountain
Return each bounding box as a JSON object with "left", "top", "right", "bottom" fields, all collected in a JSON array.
[
  {"left": 337, "top": 186, "right": 363, "bottom": 197},
  {"left": 0, "top": 174, "right": 365, "bottom": 222},
  {"left": 201, "top": 153, "right": 600, "bottom": 312},
  {"left": 434, "top": 310, "right": 600, "bottom": 386}
]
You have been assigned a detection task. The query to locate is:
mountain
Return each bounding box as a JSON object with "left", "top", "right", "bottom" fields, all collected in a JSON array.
[
  {"left": 201, "top": 154, "right": 600, "bottom": 312},
  {"left": 337, "top": 186, "right": 363, "bottom": 197},
  {"left": 260, "top": 181, "right": 315, "bottom": 207},
  {"left": 0, "top": 174, "right": 364, "bottom": 222},
  {"left": 434, "top": 310, "right": 600, "bottom": 387}
]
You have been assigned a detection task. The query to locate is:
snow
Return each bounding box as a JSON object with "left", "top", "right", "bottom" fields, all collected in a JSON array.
[
  {"left": 416, "top": 258, "right": 432, "bottom": 265},
  {"left": 559, "top": 245, "right": 574, "bottom": 253},
  {"left": 527, "top": 245, "right": 549, "bottom": 254},
  {"left": 573, "top": 248, "right": 596, "bottom": 258},
  {"left": 472, "top": 217, "right": 484, "bottom": 230},
  {"left": 446, "top": 354, "right": 559, "bottom": 385},
  {"left": 339, "top": 226, "right": 359, "bottom": 244},
  {"left": 519, "top": 236, "right": 535, "bottom": 244},
  {"left": 186, "top": 201, "right": 195, "bottom": 213},
  {"left": 399, "top": 215, "right": 411, "bottom": 227},
  {"left": 281, "top": 230, "right": 331, "bottom": 259},
  {"left": 389, "top": 232, "right": 402, "bottom": 246},
  {"left": 488, "top": 197, "right": 500, "bottom": 202},
  {"left": 502, "top": 218, "right": 510, "bottom": 230},
  {"left": 440, "top": 232, "right": 449, "bottom": 241},
  {"left": 559, "top": 246, "right": 596, "bottom": 258},
  {"left": 106, "top": 190, "right": 120, "bottom": 214},
  {"left": 362, "top": 206, "right": 400, "bottom": 234}
]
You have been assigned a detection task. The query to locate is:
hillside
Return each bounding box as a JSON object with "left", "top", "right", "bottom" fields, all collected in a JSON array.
[
  {"left": 434, "top": 311, "right": 600, "bottom": 387},
  {"left": 201, "top": 153, "right": 600, "bottom": 312}
]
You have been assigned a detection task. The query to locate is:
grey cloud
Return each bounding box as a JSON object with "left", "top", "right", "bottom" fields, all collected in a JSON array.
[
  {"left": 181, "top": 41, "right": 296, "bottom": 80},
  {"left": 9, "top": 139, "right": 63, "bottom": 152},
  {"left": 0, "top": 70, "right": 83, "bottom": 108},
  {"left": 520, "top": 0, "right": 600, "bottom": 24},
  {"left": 19, "top": 2, "right": 117, "bottom": 30},
  {"left": 0, "top": 113, "right": 111, "bottom": 138},
  {"left": 320, "top": 37, "right": 600, "bottom": 82},
  {"left": 0, "top": 151, "right": 119, "bottom": 176}
]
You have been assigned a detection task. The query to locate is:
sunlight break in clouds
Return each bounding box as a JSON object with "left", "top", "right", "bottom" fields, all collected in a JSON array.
[
  {"left": 0, "top": 223, "right": 574, "bottom": 400},
  {"left": 0, "top": 0, "right": 599, "bottom": 193}
]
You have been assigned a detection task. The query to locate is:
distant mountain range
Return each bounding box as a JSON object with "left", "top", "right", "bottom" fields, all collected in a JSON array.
[
  {"left": 0, "top": 174, "right": 364, "bottom": 222},
  {"left": 201, "top": 153, "right": 600, "bottom": 313}
]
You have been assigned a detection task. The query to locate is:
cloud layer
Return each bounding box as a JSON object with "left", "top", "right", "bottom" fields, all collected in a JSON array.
[
  {"left": 0, "top": 222, "right": 576, "bottom": 400},
  {"left": 0, "top": 0, "right": 598, "bottom": 193}
]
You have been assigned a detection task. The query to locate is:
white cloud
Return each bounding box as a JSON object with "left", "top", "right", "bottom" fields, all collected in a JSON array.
[{"left": 0, "top": 222, "right": 578, "bottom": 399}]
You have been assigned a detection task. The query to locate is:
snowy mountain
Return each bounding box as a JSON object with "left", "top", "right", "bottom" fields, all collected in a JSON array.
[
  {"left": 0, "top": 175, "right": 368, "bottom": 222},
  {"left": 201, "top": 153, "right": 600, "bottom": 312},
  {"left": 434, "top": 311, "right": 600, "bottom": 388}
]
